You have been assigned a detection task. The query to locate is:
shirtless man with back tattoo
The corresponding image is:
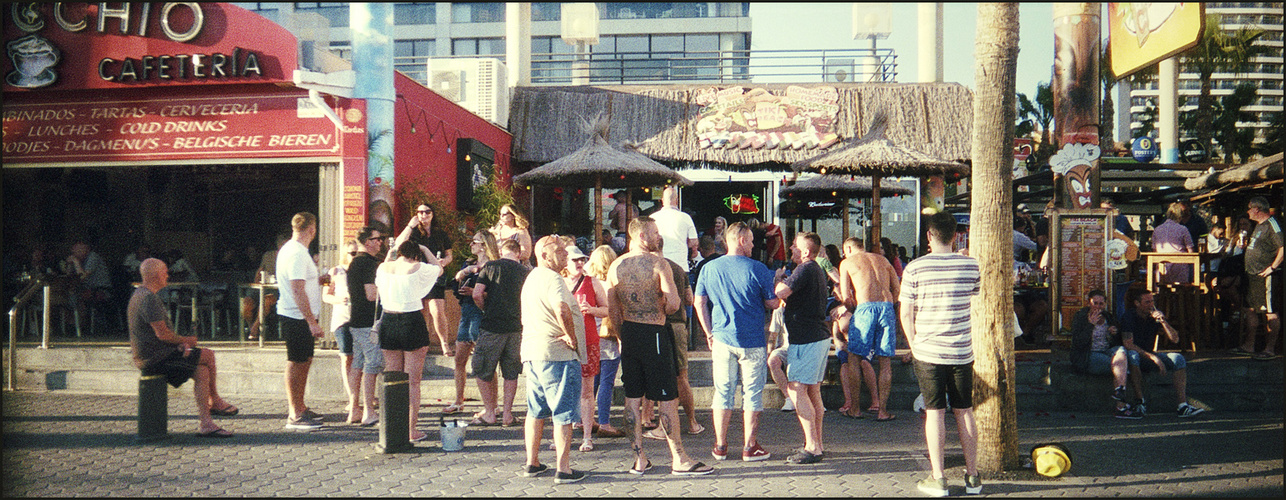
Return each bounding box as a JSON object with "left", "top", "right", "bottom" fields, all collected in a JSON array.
[
  {"left": 607, "top": 216, "right": 714, "bottom": 476},
  {"left": 838, "top": 237, "right": 901, "bottom": 421}
]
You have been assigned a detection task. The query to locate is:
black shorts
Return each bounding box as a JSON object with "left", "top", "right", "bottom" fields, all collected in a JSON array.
[
  {"left": 1247, "top": 273, "right": 1280, "bottom": 314},
  {"left": 281, "top": 317, "right": 316, "bottom": 363},
  {"left": 619, "top": 321, "right": 679, "bottom": 402},
  {"left": 378, "top": 310, "right": 431, "bottom": 352},
  {"left": 913, "top": 359, "right": 974, "bottom": 410},
  {"left": 143, "top": 347, "right": 202, "bottom": 388}
]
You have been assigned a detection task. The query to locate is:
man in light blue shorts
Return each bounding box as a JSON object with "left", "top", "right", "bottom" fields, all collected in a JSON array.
[
  {"left": 839, "top": 239, "right": 901, "bottom": 422},
  {"left": 773, "top": 232, "right": 831, "bottom": 465}
]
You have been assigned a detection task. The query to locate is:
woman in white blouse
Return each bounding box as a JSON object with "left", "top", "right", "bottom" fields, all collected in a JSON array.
[{"left": 375, "top": 240, "right": 443, "bottom": 443}]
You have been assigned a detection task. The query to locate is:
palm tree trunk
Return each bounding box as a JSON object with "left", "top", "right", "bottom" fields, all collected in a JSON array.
[{"left": 970, "top": 2, "right": 1021, "bottom": 474}]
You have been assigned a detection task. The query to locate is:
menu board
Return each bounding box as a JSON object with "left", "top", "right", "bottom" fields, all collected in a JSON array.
[{"left": 1050, "top": 209, "right": 1113, "bottom": 334}]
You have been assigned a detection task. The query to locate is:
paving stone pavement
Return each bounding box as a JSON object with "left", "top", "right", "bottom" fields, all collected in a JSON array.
[{"left": 2, "top": 390, "right": 1281, "bottom": 497}]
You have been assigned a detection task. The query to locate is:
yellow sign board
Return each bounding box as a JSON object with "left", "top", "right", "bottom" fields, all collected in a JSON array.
[{"left": 1109, "top": 3, "right": 1204, "bottom": 79}]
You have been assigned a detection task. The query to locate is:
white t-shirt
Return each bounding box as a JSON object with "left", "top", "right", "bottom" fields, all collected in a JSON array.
[
  {"left": 276, "top": 239, "right": 321, "bottom": 320},
  {"left": 520, "top": 266, "right": 586, "bottom": 364},
  {"left": 650, "top": 206, "right": 697, "bottom": 271},
  {"left": 374, "top": 261, "right": 442, "bottom": 313}
]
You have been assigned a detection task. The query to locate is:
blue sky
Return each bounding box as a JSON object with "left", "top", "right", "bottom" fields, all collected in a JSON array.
[{"left": 750, "top": 3, "right": 1060, "bottom": 98}]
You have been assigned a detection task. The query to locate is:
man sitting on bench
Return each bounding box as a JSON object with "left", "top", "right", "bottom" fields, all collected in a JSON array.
[{"left": 129, "top": 258, "right": 238, "bottom": 438}]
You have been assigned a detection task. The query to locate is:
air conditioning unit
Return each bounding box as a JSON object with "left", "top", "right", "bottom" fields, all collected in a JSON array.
[{"left": 426, "top": 58, "right": 509, "bottom": 126}]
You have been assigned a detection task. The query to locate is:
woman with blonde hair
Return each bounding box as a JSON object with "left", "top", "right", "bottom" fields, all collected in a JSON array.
[
  {"left": 443, "top": 230, "right": 500, "bottom": 415},
  {"left": 490, "top": 203, "right": 533, "bottom": 263},
  {"left": 322, "top": 239, "right": 361, "bottom": 423},
  {"left": 584, "top": 245, "right": 626, "bottom": 438}
]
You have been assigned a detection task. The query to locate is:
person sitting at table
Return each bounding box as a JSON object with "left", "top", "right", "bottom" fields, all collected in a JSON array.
[
  {"left": 165, "top": 249, "right": 200, "bottom": 283},
  {"left": 1069, "top": 289, "right": 1138, "bottom": 419},
  {"left": 246, "top": 233, "right": 288, "bottom": 341},
  {"left": 62, "top": 241, "right": 114, "bottom": 336}
]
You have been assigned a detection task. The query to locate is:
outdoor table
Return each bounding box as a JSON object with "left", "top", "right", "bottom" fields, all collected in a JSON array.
[
  {"left": 137, "top": 281, "right": 202, "bottom": 336},
  {"left": 238, "top": 282, "right": 278, "bottom": 348}
]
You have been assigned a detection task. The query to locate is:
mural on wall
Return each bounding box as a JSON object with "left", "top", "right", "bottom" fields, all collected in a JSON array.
[
  {"left": 1050, "top": 143, "right": 1101, "bottom": 209},
  {"left": 694, "top": 86, "right": 841, "bottom": 150}
]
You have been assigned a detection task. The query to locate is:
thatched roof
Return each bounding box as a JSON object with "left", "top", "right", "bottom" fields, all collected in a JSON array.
[
  {"left": 779, "top": 174, "right": 915, "bottom": 198},
  {"left": 508, "top": 83, "right": 973, "bottom": 171},
  {"left": 512, "top": 117, "right": 692, "bottom": 188},
  {"left": 1183, "top": 153, "right": 1283, "bottom": 191},
  {"left": 791, "top": 114, "right": 970, "bottom": 177}
]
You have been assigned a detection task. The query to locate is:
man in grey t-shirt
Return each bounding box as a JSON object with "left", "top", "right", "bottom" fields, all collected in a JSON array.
[{"left": 129, "top": 258, "right": 237, "bottom": 438}]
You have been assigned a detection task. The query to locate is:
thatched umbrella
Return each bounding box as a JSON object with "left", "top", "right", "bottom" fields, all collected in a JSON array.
[
  {"left": 513, "top": 118, "right": 692, "bottom": 245},
  {"left": 779, "top": 174, "right": 916, "bottom": 241},
  {"left": 792, "top": 114, "right": 969, "bottom": 244}
]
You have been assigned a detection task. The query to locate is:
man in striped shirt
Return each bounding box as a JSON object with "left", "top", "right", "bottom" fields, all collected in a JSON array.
[{"left": 900, "top": 212, "right": 981, "bottom": 497}]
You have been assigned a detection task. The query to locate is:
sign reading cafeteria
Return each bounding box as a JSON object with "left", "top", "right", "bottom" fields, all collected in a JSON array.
[
  {"left": 694, "top": 86, "right": 841, "bottom": 150},
  {"left": 3, "top": 2, "right": 295, "bottom": 91}
]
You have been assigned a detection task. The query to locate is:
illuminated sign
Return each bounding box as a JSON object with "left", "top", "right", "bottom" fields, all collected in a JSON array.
[{"left": 724, "top": 194, "right": 761, "bottom": 214}]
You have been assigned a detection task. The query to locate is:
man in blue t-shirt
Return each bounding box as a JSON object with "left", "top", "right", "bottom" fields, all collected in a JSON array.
[
  {"left": 1118, "top": 288, "right": 1205, "bottom": 418},
  {"left": 694, "top": 222, "right": 781, "bottom": 463}
]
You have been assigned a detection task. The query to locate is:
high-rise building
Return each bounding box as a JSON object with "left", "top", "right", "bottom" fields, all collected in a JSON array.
[
  {"left": 1125, "top": 2, "right": 1284, "bottom": 158},
  {"left": 236, "top": 2, "right": 754, "bottom": 85}
]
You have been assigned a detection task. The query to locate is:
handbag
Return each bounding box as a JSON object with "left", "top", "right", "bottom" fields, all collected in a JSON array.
[{"left": 370, "top": 299, "right": 385, "bottom": 338}]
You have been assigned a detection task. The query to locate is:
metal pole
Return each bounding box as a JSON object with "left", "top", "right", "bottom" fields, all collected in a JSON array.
[
  {"left": 379, "top": 371, "right": 412, "bottom": 453},
  {"left": 7, "top": 309, "right": 15, "bottom": 391},
  {"left": 41, "top": 285, "right": 51, "bottom": 350}
]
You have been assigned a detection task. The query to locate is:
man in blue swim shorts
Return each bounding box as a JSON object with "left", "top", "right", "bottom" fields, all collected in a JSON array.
[{"left": 838, "top": 238, "right": 900, "bottom": 422}]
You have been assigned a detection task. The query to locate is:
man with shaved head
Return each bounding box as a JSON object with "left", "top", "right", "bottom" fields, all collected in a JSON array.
[{"left": 129, "top": 258, "right": 237, "bottom": 438}]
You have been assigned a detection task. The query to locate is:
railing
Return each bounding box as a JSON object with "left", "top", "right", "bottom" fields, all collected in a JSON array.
[
  {"left": 7, "top": 277, "right": 52, "bottom": 391},
  {"left": 394, "top": 48, "right": 898, "bottom": 86}
]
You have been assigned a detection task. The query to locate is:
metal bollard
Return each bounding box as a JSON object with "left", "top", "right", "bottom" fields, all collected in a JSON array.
[
  {"left": 378, "top": 371, "right": 411, "bottom": 453},
  {"left": 137, "top": 374, "right": 170, "bottom": 442}
]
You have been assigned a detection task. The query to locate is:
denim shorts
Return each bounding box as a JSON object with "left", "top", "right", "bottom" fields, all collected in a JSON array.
[
  {"left": 786, "top": 339, "right": 830, "bottom": 385},
  {"left": 711, "top": 342, "right": 767, "bottom": 411},
  {"left": 1126, "top": 350, "right": 1187, "bottom": 372},
  {"left": 349, "top": 326, "right": 384, "bottom": 374},
  {"left": 1084, "top": 346, "right": 1127, "bottom": 376},
  {"left": 524, "top": 360, "right": 582, "bottom": 426},
  {"left": 333, "top": 324, "right": 354, "bottom": 355},
  {"left": 456, "top": 301, "right": 483, "bottom": 344}
]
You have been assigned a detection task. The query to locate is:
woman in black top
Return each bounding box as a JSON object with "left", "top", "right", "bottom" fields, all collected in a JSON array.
[{"left": 390, "top": 202, "right": 455, "bottom": 356}]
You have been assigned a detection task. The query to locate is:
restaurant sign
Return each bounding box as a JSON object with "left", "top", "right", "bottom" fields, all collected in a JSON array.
[
  {"left": 3, "top": 93, "right": 340, "bottom": 164},
  {"left": 694, "top": 86, "right": 841, "bottom": 151},
  {"left": 3, "top": 3, "right": 296, "bottom": 91}
]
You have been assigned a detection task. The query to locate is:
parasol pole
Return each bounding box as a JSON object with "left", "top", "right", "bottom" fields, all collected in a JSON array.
[
  {"left": 842, "top": 198, "right": 850, "bottom": 242},
  {"left": 595, "top": 175, "right": 604, "bottom": 247},
  {"left": 870, "top": 173, "right": 883, "bottom": 246}
]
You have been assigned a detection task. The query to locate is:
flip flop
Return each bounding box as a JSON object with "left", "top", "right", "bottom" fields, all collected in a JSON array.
[
  {"left": 1252, "top": 352, "right": 1278, "bottom": 361},
  {"left": 628, "top": 459, "right": 653, "bottom": 475},
  {"left": 469, "top": 417, "right": 498, "bottom": 427},
  {"left": 410, "top": 433, "right": 430, "bottom": 443},
  {"left": 876, "top": 414, "right": 897, "bottom": 422},
  {"left": 502, "top": 418, "right": 523, "bottom": 427},
  {"left": 842, "top": 411, "right": 864, "bottom": 420},
  {"left": 687, "top": 423, "right": 706, "bottom": 435},
  {"left": 210, "top": 405, "right": 239, "bottom": 417},
  {"left": 643, "top": 428, "right": 667, "bottom": 440},
  {"left": 443, "top": 403, "right": 464, "bottom": 415},
  {"left": 579, "top": 441, "right": 594, "bottom": 452},
  {"left": 196, "top": 428, "right": 233, "bottom": 438},
  {"left": 671, "top": 461, "right": 714, "bottom": 476},
  {"left": 1231, "top": 347, "right": 1255, "bottom": 356}
]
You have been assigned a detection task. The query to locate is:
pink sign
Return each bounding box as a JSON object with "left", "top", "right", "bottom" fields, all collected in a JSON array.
[{"left": 694, "top": 86, "right": 841, "bottom": 151}]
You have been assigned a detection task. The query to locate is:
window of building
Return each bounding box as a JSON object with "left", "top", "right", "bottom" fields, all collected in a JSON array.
[
  {"left": 452, "top": 2, "right": 504, "bottom": 23},
  {"left": 395, "top": 39, "right": 436, "bottom": 58},
  {"left": 295, "top": 2, "right": 349, "bottom": 28},
  {"left": 394, "top": 3, "right": 435, "bottom": 25},
  {"left": 532, "top": 2, "right": 561, "bottom": 21},
  {"left": 452, "top": 38, "right": 505, "bottom": 57}
]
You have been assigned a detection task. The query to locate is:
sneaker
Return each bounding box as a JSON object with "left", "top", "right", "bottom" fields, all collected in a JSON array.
[
  {"left": 781, "top": 399, "right": 795, "bottom": 412},
  {"left": 785, "top": 450, "right": 822, "bottom": 465},
  {"left": 964, "top": 473, "right": 983, "bottom": 495},
  {"left": 521, "top": 463, "right": 549, "bottom": 477},
  {"left": 1177, "top": 402, "right": 1206, "bottom": 418},
  {"left": 1134, "top": 401, "right": 1147, "bottom": 417},
  {"left": 917, "top": 476, "right": 948, "bottom": 497},
  {"left": 554, "top": 470, "right": 586, "bottom": 484},
  {"left": 300, "top": 409, "right": 324, "bottom": 421},
  {"left": 742, "top": 443, "right": 771, "bottom": 462},
  {"left": 284, "top": 416, "right": 322, "bottom": 430},
  {"left": 1111, "top": 386, "right": 1126, "bottom": 402},
  {"left": 711, "top": 444, "right": 728, "bottom": 461},
  {"left": 1114, "top": 405, "right": 1143, "bottom": 420}
]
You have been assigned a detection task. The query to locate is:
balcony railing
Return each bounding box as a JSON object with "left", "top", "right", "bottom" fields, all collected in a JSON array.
[{"left": 394, "top": 48, "right": 897, "bottom": 86}]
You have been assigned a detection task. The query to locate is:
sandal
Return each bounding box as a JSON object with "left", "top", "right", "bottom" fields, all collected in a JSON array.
[
  {"left": 210, "top": 405, "right": 240, "bottom": 417},
  {"left": 579, "top": 441, "right": 594, "bottom": 452},
  {"left": 196, "top": 428, "right": 233, "bottom": 438},
  {"left": 628, "top": 459, "right": 653, "bottom": 475},
  {"left": 443, "top": 403, "right": 464, "bottom": 415}
]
